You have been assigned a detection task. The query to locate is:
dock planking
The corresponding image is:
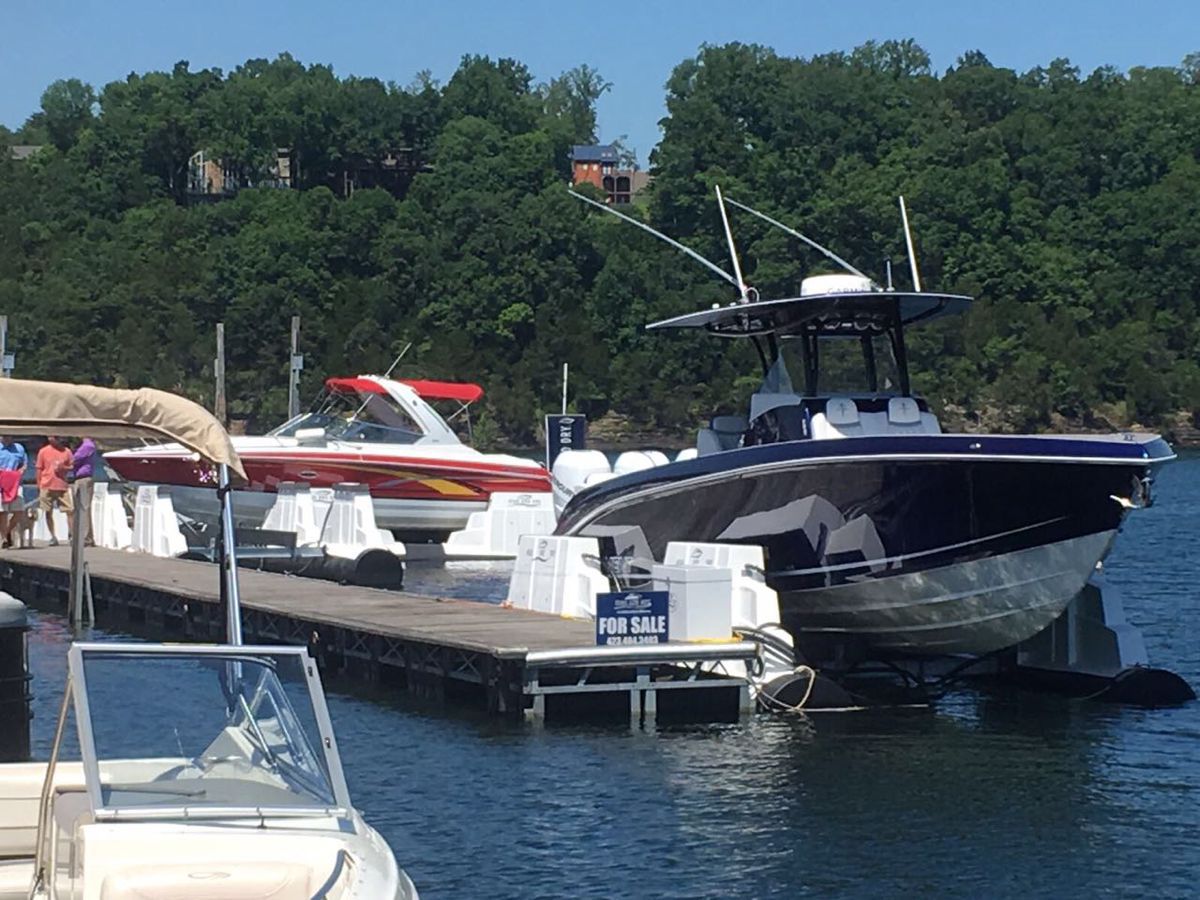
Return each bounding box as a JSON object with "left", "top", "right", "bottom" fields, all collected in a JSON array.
[
  {"left": 0, "top": 545, "right": 751, "bottom": 722},
  {"left": 0, "top": 544, "right": 594, "bottom": 653}
]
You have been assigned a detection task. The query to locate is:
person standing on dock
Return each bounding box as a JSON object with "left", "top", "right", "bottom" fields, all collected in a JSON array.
[
  {"left": 35, "top": 436, "right": 74, "bottom": 546},
  {"left": 0, "top": 435, "right": 27, "bottom": 549},
  {"left": 71, "top": 437, "right": 98, "bottom": 547}
]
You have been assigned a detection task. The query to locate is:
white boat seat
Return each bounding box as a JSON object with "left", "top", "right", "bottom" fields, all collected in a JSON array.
[
  {"left": 710, "top": 415, "right": 748, "bottom": 443},
  {"left": 697, "top": 415, "right": 747, "bottom": 454},
  {"left": 696, "top": 429, "right": 723, "bottom": 456},
  {"left": 887, "top": 396, "right": 922, "bottom": 425},
  {"left": 886, "top": 397, "right": 942, "bottom": 433},
  {"left": 810, "top": 397, "right": 861, "bottom": 440},
  {"left": 824, "top": 397, "right": 859, "bottom": 426}
]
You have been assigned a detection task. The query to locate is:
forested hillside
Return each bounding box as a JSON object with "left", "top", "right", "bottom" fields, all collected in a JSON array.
[{"left": 2, "top": 41, "right": 1199, "bottom": 444}]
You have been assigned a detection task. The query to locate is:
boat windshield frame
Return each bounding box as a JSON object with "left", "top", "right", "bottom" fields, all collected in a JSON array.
[
  {"left": 269, "top": 387, "right": 427, "bottom": 445},
  {"left": 64, "top": 642, "right": 353, "bottom": 821}
]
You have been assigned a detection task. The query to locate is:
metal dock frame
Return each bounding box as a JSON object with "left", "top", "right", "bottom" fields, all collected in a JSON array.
[{"left": 522, "top": 642, "right": 760, "bottom": 723}]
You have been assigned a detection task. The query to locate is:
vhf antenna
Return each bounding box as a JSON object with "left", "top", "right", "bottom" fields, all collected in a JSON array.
[
  {"left": 724, "top": 197, "right": 873, "bottom": 283},
  {"left": 568, "top": 189, "right": 740, "bottom": 290}
]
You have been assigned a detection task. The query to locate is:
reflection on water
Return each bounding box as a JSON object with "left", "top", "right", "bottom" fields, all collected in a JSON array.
[{"left": 23, "top": 456, "right": 1200, "bottom": 899}]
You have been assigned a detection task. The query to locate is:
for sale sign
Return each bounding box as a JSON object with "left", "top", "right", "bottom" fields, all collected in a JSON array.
[{"left": 595, "top": 591, "right": 670, "bottom": 645}]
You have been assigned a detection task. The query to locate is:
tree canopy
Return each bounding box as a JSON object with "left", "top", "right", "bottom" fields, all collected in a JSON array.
[{"left": 2, "top": 43, "right": 1198, "bottom": 444}]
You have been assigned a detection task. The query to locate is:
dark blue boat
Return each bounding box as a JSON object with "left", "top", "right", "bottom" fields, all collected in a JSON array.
[{"left": 557, "top": 273, "right": 1173, "bottom": 656}]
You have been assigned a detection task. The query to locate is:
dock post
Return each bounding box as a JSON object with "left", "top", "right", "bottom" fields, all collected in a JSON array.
[
  {"left": 68, "top": 501, "right": 86, "bottom": 627},
  {"left": 637, "top": 667, "right": 655, "bottom": 724},
  {"left": 83, "top": 562, "right": 95, "bottom": 626},
  {"left": 214, "top": 322, "right": 226, "bottom": 426},
  {"left": 738, "top": 683, "right": 754, "bottom": 718},
  {"left": 288, "top": 316, "right": 302, "bottom": 420}
]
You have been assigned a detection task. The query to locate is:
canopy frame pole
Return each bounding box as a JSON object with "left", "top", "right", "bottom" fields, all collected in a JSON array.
[{"left": 217, "top": 463, "right": 242, "bottom": 645}]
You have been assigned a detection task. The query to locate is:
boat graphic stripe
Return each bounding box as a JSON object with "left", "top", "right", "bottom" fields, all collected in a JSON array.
[{"left": 770, "top": 516, "right": 1069, "bottom": 579}]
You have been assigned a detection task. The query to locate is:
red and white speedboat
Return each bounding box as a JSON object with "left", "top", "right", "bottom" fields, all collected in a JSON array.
[{"left": 105, "top": 375, "right": 551, "bottom": 539}]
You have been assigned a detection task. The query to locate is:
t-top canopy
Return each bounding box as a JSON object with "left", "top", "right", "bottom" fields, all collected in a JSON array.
[
  {"left": 647, "top": 291, "right": 972, "bottom": 337},
  {"left": 0, "top": 379, "right": 245, "bottom": 481},
  {"left": 324, "top": 376, "right": 484, "bottom": 404}
]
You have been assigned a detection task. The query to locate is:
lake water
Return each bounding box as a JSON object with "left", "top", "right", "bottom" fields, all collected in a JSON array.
[{"left": 22, "top": 454, "right": 1200, "bottom": 899}]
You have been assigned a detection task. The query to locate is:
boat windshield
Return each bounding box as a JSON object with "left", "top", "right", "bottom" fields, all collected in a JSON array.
[
  {"left": 779, "top": 333, "right": 902, "bottom": 395},
  {"left": 70, "top": 645, "right": 347, "bottom": 816},
  {"left": 270, "top": 388, "right": 424, "bottom": 445}
]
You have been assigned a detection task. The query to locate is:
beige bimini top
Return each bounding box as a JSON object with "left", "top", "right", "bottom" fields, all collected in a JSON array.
[{"left": 0, "top": 379, "right": 245, "bottom": 481}]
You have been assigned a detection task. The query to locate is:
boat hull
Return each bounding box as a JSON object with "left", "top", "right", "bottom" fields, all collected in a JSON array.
[
  {"left": 556, "top": 434, "right": 1170, "bottom": 656},
  {"left": 106, "top": 442, "right": 549, "bottom": 538},
  {"left": 159, "top": 484, "right": 488, "bottom": 535}
]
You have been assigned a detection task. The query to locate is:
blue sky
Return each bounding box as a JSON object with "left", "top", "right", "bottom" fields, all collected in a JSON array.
[{"left": 3, "top": 0, "right": 1197, "bottom": 164}]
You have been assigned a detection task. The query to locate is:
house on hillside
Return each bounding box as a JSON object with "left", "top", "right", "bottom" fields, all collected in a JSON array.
[
  {"left": 570, "top": 143, "right": 650, "bottom": 205},
  {"left": 9, "top": 145, "right": 44, "bottom": 161},
  {"left": 186, "top": 146, "right": 427, "bottom": 202},
  {"left": 187, "top": 148, "right": 294, "bottom": 201}
]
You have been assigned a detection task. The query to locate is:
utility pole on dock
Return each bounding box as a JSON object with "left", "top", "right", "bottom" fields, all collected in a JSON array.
[
  {"left": 288, "top": 315, "right": 302, "bottom": 420},
  {"left": 214, "top": 323, "right": 226, "bottom": 425}
]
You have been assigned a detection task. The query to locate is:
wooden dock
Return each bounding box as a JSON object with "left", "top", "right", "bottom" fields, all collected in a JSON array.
[{"left": 0, "top": 547, "right": 755, "bottom": 722}]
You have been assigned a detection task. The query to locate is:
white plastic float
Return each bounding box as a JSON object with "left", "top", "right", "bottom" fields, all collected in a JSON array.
[
  {"left": 443, "top": 491, "right": 557, "bottom": 559},
  {"left": 506, "top": 534, "right": 609, "bottom": 619},
  {"left": 505, "top": 535, "right": 797, "bottom": 696},
  {"left": 91, "top": 482, "right": 133, "bottom": 550},
  {"left": 131, "top": 485, "right": 187, "bottom": 557},
  {"left": 317, "top": 483, "right": 405, "bottom": 562},
  {"left": 261, "top": 481, "right": 324, "bottom": 546}
]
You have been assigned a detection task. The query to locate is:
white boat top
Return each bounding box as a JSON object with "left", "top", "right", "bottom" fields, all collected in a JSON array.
[{"left": 108, "top": 374, "right": 545, "bottom": 474}]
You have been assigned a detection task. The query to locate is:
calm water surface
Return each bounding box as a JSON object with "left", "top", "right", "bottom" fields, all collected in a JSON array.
[{"left": 25, "top": 455, "right": 1200, "bottom": 899}]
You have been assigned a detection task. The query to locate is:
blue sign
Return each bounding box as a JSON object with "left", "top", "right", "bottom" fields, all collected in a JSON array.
[
  {"left": 595, "top": 591, "right": 670, "bottom": 646},
  {"left": 545, "top": 414, "right": 587, "bottom": 469}
]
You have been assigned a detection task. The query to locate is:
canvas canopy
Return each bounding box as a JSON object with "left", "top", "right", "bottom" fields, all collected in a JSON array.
[{"left": 0, "top": 379, "right": 245, "bottom": 481}]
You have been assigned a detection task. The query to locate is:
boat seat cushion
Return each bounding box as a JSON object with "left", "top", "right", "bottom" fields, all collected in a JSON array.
[
  {"left": 824, "top": 397, "right": 859, "bottom": 425},
  {"left": 696, "top": 428, "right": 724, "bottom": 456},
  {"left": 887, "top": 397, "right": 922, "bottom": 425}
]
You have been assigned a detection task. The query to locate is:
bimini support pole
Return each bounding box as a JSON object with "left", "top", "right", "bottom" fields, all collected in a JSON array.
[{"left": 218, "top": 463, "right": 243, "bottom": 645}]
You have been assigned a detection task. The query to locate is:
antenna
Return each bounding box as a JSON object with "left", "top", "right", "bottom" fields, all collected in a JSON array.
[
  {"left": 714, "top": 185, "right": 749, "bottom": 302},
  {"left": 885, "top": 259, "right": 894, "bottom": 291},
  {"left": 384, "top": 342, "right": 414, "bottom": 377},
  {"left": 723, "top": 198, "right": 872, "bottom": 282},
  {"left": 569, "top": 189, "right": 739, "bottom": 289},
  {"left": 898, "top": 196, "right": 922, "bottom": 292}
]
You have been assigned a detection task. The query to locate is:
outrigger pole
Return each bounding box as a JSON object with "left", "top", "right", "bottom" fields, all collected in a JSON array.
[
  {"left": 714, "top": 185, "right": 751, "bottom": 303},
  {"left": 723, "top": 197, "right": 873, "bottom": 283},
  {"left": 568, "top": 189, "right": 740, "bottom": 290},
  {"left": 898, "top": 196, "right": 922, "bottom": 292}
]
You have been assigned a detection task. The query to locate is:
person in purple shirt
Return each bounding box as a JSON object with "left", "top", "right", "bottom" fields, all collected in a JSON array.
[{"left": 71, "top": 437, "right": 98, "bottom": 547}]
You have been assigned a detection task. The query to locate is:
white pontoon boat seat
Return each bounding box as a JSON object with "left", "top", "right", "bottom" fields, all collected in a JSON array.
[{"left": 696, "top": 415, "right": 748, "bottom": 455}]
